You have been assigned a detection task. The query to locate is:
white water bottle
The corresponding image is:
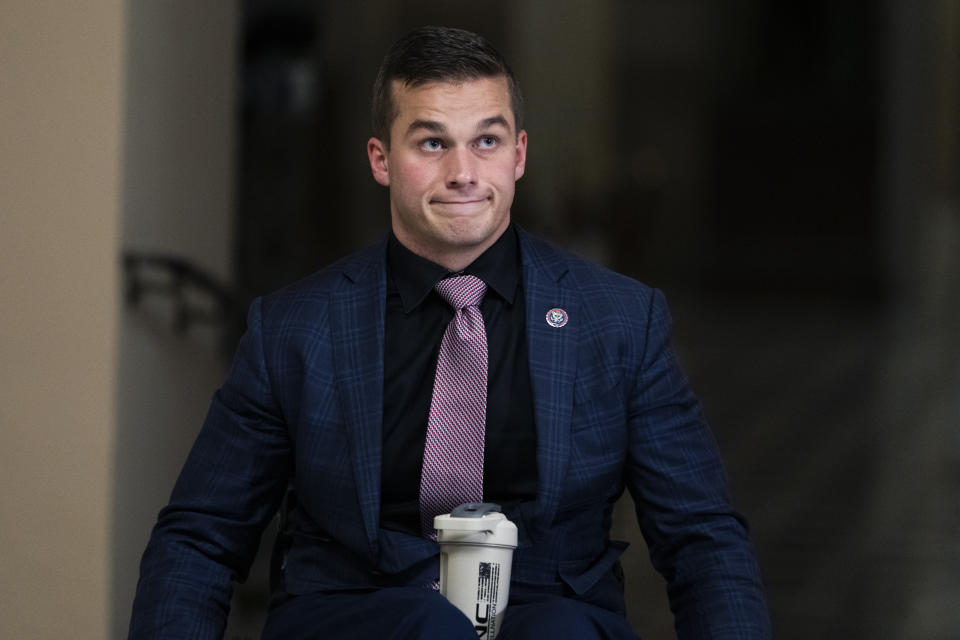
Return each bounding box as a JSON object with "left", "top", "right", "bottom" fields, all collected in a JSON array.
[{"left": 434, "top": 503, "right": 518, "bottom": 639}]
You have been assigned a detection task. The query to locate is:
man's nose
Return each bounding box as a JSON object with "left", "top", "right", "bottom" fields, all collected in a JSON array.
[{"left": 445, "top": 147, "right": 477, "bottom": 187}]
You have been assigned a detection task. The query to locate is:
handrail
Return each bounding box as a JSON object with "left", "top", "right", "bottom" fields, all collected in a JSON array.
[{"left": 122, "top": 251, "right": 245, "bottom": 357}]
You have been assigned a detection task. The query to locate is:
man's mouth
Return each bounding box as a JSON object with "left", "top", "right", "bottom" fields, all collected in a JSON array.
[
  {"left": 430, "top": 197, "right": 490, "bottom": 212},
  {"left": 432, "top": 198, "right": 487, "bottom": 205}
]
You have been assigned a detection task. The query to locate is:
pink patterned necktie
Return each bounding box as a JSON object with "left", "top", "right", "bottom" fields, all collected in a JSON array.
[{"left": 419, "top": 274, "right": 488, "bottom": 537}]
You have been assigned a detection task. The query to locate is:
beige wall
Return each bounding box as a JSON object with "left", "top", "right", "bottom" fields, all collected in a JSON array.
[
  {"left": 0, "top": 2, "right": 125, "bottom": 638},
  {"left": 121, "top": 3, "right": 237, "bottom": 281},
  {"left": 0, "top": 2, "right": 239, "bottom": 637},
  {"left": 112, "top": 3, "right": 239, "bottom": 638}
]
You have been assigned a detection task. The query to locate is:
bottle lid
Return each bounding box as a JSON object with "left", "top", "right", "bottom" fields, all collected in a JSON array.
[{"left": 434, "top": 502, "right": 518, "bottom": 548}]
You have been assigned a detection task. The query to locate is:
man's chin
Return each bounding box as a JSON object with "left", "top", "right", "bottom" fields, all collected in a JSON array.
[{"left": 438, "top": 216, "right": 508, "bottom": 245}]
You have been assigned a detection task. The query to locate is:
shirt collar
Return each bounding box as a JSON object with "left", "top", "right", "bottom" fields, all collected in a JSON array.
[{"left": 387, "top": 224, "right": 521, "bottom": 314}]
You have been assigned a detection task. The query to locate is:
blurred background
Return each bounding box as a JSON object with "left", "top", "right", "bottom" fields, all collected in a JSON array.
[{"left": 2, "top": 1, "right": 957, "bottom": 638}]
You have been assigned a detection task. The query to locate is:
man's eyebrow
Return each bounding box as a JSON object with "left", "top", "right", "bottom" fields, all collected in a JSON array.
[
  {"left": 406, "top": 120, "right": 446, "bottom": 136},
  {"left": 404, "top": 115, "right": 511, "bottom": 138},
  {"left": 478, "top": 115, "right": 511, "bottom": 132}
]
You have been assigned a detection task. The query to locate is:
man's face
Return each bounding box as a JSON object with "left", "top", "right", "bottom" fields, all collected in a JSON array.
[{"left": 367, "top": 76, "right": 527, "bottom": 271}]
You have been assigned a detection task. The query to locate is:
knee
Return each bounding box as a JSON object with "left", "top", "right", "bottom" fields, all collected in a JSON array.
[
  {"left": 263, "top": 588, "right": 478, "bottom": 640},
  {"left": 500, "top": 598, "right": 633, "bottom": 640},
  {"left": 393, "top": 590, "right": 478, "bottom": 639}
]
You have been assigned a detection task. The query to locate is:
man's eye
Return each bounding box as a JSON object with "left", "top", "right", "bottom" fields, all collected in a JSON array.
[
  {"left": 421, "top": 139, "right": 443, "bottom": 151},
  {"left": 477, "top": 135, "right": 498, "bottom": 148}
]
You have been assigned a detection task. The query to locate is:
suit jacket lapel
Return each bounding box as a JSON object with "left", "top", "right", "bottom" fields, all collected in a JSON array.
[
  {"left": 518, "top": 229, "right": 579, "bottom": 531},
  {"left": 329, "top": 239, "right": 388, "bottom": 550}
]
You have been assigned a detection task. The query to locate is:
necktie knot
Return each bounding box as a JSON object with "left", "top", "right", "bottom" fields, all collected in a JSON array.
[{"left": 435, "top": 274, "right": 486, "bottom": 310}]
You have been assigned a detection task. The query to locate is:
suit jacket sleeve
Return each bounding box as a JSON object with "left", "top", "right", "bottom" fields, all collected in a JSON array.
[
  {"left": 128, "top": 297, "right": 293, "bottom": 639},
  {"left": 625, "top": 289, "right": 770, "bottom": 639}
]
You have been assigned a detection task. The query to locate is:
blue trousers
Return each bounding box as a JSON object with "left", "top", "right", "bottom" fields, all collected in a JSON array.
[{"left": 261, "top": 585, "right": 639, "bottom": 639}]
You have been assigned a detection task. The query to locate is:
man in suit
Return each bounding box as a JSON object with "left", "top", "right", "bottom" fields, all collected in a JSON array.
[{"left": 130, "top": 26, "right": 770, "bottom": 639}]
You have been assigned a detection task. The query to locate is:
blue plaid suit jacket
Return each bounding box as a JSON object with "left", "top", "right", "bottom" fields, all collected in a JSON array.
[{"left": 130, "top": 228, "right": 770, "bottom": 638}]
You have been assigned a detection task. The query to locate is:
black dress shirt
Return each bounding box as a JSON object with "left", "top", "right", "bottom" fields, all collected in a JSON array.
[{"left": 381, "top": 225, "right": 537, "bottom": 535}]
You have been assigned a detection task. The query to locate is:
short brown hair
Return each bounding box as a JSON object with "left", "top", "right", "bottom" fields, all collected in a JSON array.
[{"left": 371, "top": 25, "right": 524, "bottom": 146}]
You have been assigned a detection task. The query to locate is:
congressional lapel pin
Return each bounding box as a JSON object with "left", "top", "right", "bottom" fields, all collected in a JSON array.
[{"left": 545, "top": 308, "right": 568, "bottom": 328}]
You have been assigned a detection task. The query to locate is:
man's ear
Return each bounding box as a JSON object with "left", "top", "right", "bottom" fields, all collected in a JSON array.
[
  {"left": 514, "top": 129, "right": 528, "bottom": 181},
  {"left": 367, "top": 137, "right": 390, "bottom": 186}
]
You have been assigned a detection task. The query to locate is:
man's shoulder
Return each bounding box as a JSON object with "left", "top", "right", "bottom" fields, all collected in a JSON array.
[
  {"left": 517, "top": 229, "right": 671, "bottom": 350},
  {"left": 517, "top": 227, "right": 655, "bottom": 300},
  {"left": 258, "top": 235, "right": 387, "bottom": 315}
]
